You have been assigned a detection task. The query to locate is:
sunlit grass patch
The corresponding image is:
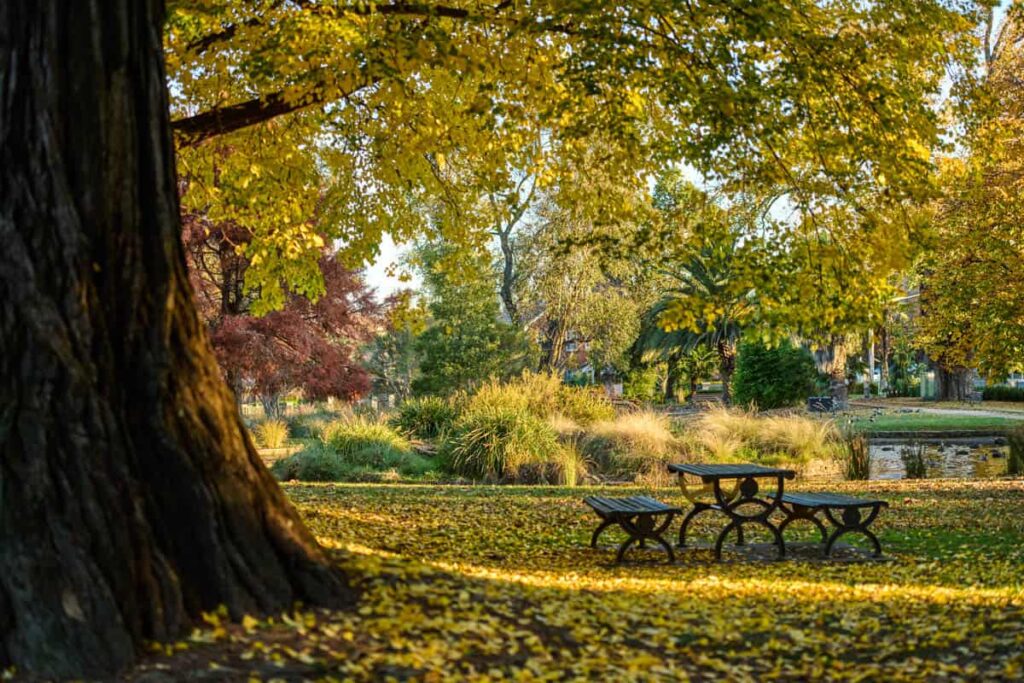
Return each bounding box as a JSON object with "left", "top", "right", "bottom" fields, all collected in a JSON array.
[{"left": 137, "top": 480, "right": 1024, "bottom": 680}]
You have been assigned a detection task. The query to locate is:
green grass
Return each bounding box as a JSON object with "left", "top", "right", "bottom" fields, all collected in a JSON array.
[{"left": 850, "top": 412, "right": 1024, "bottom": 433}]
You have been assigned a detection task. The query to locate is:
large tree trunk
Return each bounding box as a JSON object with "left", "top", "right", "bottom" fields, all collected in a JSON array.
[
  {"left": 540, "top": 318, "right": 568, "bottom": 371},
  {"left": 936, "top": 365, "right": 972, "bottom": 401},
  {"left": 0, "top": 1, "right": 350, "bottom": 678},
  {"left": 261, "top": 392, "right": 284, "bottom": 419},
  {"left": 828, "top": 335, "right": 850, "bottom": 410},
  {"left": 664, "top": 353, "right": 680, "bottom": 402},
  {"left": 716, "top": 340, "right": 736, "bottom": 407}
]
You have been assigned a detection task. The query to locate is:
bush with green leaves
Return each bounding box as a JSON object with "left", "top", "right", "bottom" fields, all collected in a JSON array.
[
  {"left": 272, "top": 418, "right": 433, "bottom": 481},
  {"left": 390, "top": 396, "right": 459, "bottom": 440},
  {"left": 983, "top": 385, "right": 1024, "bottom": 402},
  {"left": 622, "top": 366, "right": 661, "bottom": 402},
  {"left": 440, "top": 406, "right": 579, "bottom": 484},
  {"left": 286, "top": 412, "right": 336, "bottom": 439},
  {"left": 732, "top": 339, "right": 817, "bottom": 409}
]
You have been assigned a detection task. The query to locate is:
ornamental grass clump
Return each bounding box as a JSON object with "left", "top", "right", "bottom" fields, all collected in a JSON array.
[
  {"left": 322, "top": 417, "right": 417, "bottom": 469},
  {"left": 441, "top": 406, "right": 572, "bottom": 484},
  {"left": 390, "top": 396, "right": 459, "bottom": 440},
  {"left": 842, "top": 432, "right": 872, "bottom": 480},
  {"left": 271, "top": 442, "right": 348, "bottom": 481},
  {"left": 464, "top": 372, "right": 615, "bottom": 426},
  {"left": 252, "top": 418, "right": 289, "bottom": 449},
  {"left": 581, "top": 411, "right": 682, "bottom": 483},
  {"left": 286, "top": 412, "right": 337, "bottom": 439},
  {"left": 901, "top": 443, "right": 928, "bottom": 479},
  {"left": 688, "top": 407, "right": 839, "bottom": 466}
]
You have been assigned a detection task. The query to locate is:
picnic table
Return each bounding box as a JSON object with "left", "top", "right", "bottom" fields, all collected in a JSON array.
[{"left": 667, "top": 463, "right": 796, "bottom": 560}]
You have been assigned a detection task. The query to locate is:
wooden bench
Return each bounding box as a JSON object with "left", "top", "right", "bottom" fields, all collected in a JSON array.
[
  {"left": 583, "top": 496, "right": 682, "bottom": 564},
  {"left": 772, "top": 492, "right": 889, "bottom": 557}
]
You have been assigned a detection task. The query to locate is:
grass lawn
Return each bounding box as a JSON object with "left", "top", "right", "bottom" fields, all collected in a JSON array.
[
  {"left": 866, "top": 397, "right": 1024, "bottom": 414},
  {"left": 849, "top": 412, "right": 1024, "bottom": 433},
  {"left": 133, "top": 480, "right": 1024, "bottom": 680}
]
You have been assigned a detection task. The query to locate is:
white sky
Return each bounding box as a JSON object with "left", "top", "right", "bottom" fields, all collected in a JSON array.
[{"left": 364, "top": 232, "right": 419, "bottom": 299}]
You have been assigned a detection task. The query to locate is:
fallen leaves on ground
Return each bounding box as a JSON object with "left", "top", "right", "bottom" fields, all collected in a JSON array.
[{"left": 129, "top": 479, "right": 1024, "bottom": 681}]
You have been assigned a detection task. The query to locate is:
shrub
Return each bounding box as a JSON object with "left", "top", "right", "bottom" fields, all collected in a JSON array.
[
  {"left": 271, "top": 443, "right": 349, "bottom": 481},
  {"left": 322, "top": 418, "right": 416, "bottom": 469},
  {"left": 390, "top": 396, "right": 459, "bottom": 440},
  {"left": 286, "top": 412, "right": 336, "bottom": 439},
  {"left": 440, "top": 406, "right": 570, "bottom": 483},
  {"left": 1008, "top": 424, "right": 1024, "bottom": 476},
  {"left": 732, "top": 339, "right": 817, "bottom": 409},
  {"left": 252, "top": 419, "right": 289, "bottom": 448},
  {"left": 983, "top": 385, "right": 1024, "bottom": 402},
  {"left": 272, "top": 419, "right": 434, "bottom": 482},
  {"left": 623, "top": 366, "right": 661, "bottom": 402},
  {"left": 581, "top": 411, "right": 681, "bottom": 483}
]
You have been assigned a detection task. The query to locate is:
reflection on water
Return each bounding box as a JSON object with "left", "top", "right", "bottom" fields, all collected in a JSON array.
[{"left": 869, "top": 438, "right": 1009, "bottom": 479}]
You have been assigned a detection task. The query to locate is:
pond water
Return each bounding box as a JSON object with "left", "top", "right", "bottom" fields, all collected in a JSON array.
[{"left": 869, "top": 437, "right": 1010, "bottom": 480}]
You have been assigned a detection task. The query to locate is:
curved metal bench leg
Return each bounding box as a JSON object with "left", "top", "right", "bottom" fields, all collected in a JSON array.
[
  {"left": 653, "top": 532, "right": 676, "bottom": 563},
  {"left": 714, "top": 521, "right": 739, "bottom": 560},
  {"left": 735, "top": 524, "right": 746, "bottom": 546},
  {"left": 823, "top": 505, "right": 884, "bottom": 557},
  {"left": 590, "top": 518, "right": 615, "bottom": 548},
  {"left": 615, "top": 536, "right": 637, "bottom": 564},
  {"left": 755, "top": 518, "right": 785, "bottom": 558},
  {"left": 677, "top": 504, "right": 709, "bottom": 548},
  {"left": 778, "top": 504, "right": 829, "bottom": 545},
  {"left": 611, "top": 513, "right": 678, "bottom": 564}
]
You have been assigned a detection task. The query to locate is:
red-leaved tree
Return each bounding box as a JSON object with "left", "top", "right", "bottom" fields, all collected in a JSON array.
[{"left": 182, "top": 211, "right": 379, "bottom": 415}]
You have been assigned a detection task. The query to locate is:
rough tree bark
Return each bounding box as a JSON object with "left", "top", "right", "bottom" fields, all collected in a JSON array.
[
  {"left": 828, "top": 335, "right": 850, "bottom": 410},
  {"left": 664, "top": 353, "right": 680, "bottom": 403},
  {"left": 716, "top": 340, "right": 736, "bottom": 407},
  {"left": 540, "top": 318, "right": 568, "bottom": 371},
  {"left": 0, "top": 1, "right": 350, "bottom": 678},
  {"left": 936, "top": 365, "right": 972, "bottom": 401}
]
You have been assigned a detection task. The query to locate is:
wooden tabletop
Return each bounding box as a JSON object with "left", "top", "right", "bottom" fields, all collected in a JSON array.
[{"left": 667, "top": 463, "right": 796, "bottom": 482}]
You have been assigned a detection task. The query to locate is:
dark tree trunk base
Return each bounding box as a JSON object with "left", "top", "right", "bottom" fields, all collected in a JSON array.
[{"left": 0, "top": 0, "right": 351, "bottom": 677}]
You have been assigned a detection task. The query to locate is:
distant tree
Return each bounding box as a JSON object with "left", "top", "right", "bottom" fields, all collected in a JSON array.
[
  {"left": 918, "top": 10, "right": 1024, "bottom": 393},
  {"left": 182, "top": 212, "right": 379, "bottom": 414},
  {"left": 366, "top": 291, "right": 426, "bottom": 402},
  {"left": 412, "top": 245, "right": 532, "bottom": 395}
]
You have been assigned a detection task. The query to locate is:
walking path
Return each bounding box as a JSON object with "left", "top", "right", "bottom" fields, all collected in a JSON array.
[{"left": 850, "top": 400, "right": 1024, "bottom": 420}]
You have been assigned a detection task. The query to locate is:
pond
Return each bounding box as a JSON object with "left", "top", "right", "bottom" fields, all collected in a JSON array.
[{"left": 869, "top": 437, "right": 1010, "bottom": 480}]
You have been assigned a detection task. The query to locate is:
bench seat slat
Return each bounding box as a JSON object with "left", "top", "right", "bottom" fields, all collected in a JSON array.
[
  {"left": 773, "top": 492, "right": 887, "bottom": 509},
  {"left": 584, "top": 495, "right": 681, "bottom": 516}
]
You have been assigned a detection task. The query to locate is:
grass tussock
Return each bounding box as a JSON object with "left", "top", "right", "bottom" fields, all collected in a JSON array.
[
  {"left": 581, "top": 411, "right": 683, "bottom": 485},
  {"left": 441, "top": 405, "right": 581, "bottom": 485},
  {"left": 252, "top": 418, "right": 289, "bottom": 449},
  {"left": 684, "top": 407, "right": 840, "bottom": 466},
  {"left": 390, "top": 396, "right": 459, "bottom": 440},
  {"left": 462, "top": 372, "right": 615, "bottom": 426}
]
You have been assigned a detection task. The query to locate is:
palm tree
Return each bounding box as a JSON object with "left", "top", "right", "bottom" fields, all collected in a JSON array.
[{"left": 634, "top": 236, "right": 753, "bottom": 405}]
